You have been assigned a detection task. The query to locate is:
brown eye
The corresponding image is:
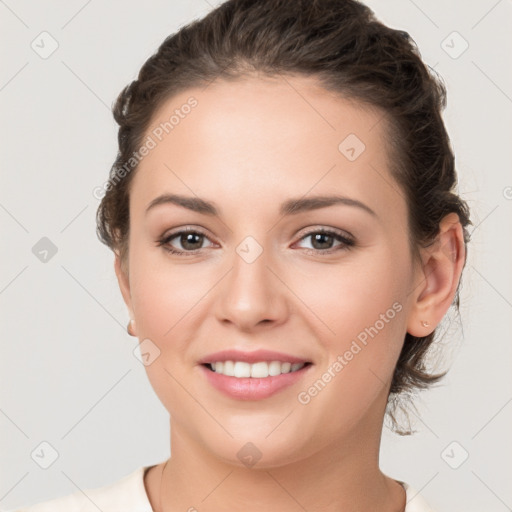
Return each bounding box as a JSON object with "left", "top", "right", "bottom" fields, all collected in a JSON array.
[
  {"left": 296, "top": 229, "right": 355, "bottom": 255},
  {"left": 157, "top": 228, "right": 215, "bottom": 255},
  {"left": 310, "top": 232, "right": 335, "bottom": 250},
  {"left": 176, "top": 232, "right": 205, "bottom": 251}
]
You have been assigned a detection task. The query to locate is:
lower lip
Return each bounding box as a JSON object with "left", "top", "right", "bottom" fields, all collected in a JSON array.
[{"left": 199, "top": 364, "right": 312, "bottom": 400}]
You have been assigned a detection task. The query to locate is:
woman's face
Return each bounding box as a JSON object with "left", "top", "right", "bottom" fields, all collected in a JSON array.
[{"left": 117, "top": 75, "right": 422, "bottom": 467}]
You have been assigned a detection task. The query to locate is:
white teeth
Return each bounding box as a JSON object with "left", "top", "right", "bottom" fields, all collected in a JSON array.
[
  {"left": 250, "top": 362, "right": 269, "bottom": 378},
  {"left": 222, "top": 360, "right": 235, "bottom": 376},
  {"left": 234, "top": 361, "right": 251, "bottom": 378},
  {"left": 210, "top": 360, "right": 306, "bottom": 378}
]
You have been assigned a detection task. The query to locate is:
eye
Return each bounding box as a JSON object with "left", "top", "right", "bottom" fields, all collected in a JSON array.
[
  {"left": 294, "top": 228, "right": 355, "bottom": 255},
  {"left": 156, "top": 226, "right": 355, "bottom": 257},
  {"left": 156, "top": 227, "right": 215, "bottom": 255}
]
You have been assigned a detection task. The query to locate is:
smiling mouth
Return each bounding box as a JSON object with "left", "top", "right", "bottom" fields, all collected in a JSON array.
[{"left": 202, "top": 361, "right": 313, "bottom": 378}]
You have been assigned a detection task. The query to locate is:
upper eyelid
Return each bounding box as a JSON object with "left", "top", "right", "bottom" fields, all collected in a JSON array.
[
  {"left": 162, "top": 225, "right": 353, "bottom": 239},
  {"left": 162, "top": 226, "right": 214, "bottom": 242}
]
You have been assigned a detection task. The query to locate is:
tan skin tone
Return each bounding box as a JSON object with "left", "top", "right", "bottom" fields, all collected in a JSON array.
[{"left": 114, "top": 74, "right": 466, "bottom": 512}]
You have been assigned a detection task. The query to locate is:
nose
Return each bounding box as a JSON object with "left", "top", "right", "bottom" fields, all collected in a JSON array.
[{"left": 214, "top": 242, "right": 290, "bottom": 332}]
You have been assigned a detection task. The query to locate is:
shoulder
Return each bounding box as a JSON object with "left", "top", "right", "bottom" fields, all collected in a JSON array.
[
  {"left": 401, "top": 481, "right": 437, "bottom": 512},
  {"left": 6, "top": 466, "right": 153, "bottom": 512}
]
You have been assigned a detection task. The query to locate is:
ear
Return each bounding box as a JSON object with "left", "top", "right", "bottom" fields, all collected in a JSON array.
[
  {"left": 114, "top": 252, "right": 134, "bottom": 320},
  {"left": 407, "top": 212, "right": 466, "bottom": 337}
]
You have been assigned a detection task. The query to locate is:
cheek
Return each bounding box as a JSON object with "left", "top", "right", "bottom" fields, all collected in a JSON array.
[
  {"left": 129, "top": 242, "right": 207, "bottom": 339},
  {"left": 127, "top": 247, "right": 205, "bottom": 417},
  {"left": 298, "top": 249, "right": 407, "bottom": 342},
  {"left": 297, "top": 248, "right": 409, "bottom": 397}
]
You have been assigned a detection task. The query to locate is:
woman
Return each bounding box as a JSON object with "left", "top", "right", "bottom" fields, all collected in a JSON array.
[{"left": 13, "top": 0, "right": 470, "bottom": 510}]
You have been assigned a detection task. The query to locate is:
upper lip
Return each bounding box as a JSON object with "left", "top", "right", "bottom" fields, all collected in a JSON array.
[{"left": 198, "top": 349, "right": 311, "bottom": 365}]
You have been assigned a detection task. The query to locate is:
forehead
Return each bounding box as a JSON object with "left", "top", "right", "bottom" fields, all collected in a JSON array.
[{"left": 130, "top": 74, "right": 404, "bottom": 223}]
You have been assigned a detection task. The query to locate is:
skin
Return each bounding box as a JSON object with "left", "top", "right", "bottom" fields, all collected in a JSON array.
[{"left": 114, "top": 74, "right": 466, "bottom": 512}]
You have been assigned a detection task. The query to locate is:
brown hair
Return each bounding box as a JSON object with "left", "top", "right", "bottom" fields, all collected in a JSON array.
[{"left": 96, "top": 0, "right": 471, "bottom": 434}]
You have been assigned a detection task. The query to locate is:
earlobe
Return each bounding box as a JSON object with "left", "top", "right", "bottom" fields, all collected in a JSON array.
[{"left": 407, "top": 213, "right": 466, "bottom": 337}]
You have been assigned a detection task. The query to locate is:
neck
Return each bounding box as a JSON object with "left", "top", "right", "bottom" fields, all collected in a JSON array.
[{"left": 151, "top": 393, "right": 405, "bottom": 512}]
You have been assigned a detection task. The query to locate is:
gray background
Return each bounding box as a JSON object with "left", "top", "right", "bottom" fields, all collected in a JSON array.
[{"left": 1, "top": 0, "right": 511, "bottom": 510}]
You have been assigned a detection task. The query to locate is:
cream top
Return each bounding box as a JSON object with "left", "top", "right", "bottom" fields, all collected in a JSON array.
[{"left": 8, "top": 465, "right": 437, "bottom": 511}]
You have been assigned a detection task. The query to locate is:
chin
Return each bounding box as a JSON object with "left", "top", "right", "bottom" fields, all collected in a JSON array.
[{"left": 200, "top": 429, "right": 316, "bottom": 470}]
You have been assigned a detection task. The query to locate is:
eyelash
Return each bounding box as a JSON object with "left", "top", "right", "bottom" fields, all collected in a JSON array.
[{"left": 156, "top": 226, "right": 356, "bottom": 257}]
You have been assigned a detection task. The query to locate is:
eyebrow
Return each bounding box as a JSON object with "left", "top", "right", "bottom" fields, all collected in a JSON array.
[{"left": 145, "top": 193, "right": 377, "bottom": 218}]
